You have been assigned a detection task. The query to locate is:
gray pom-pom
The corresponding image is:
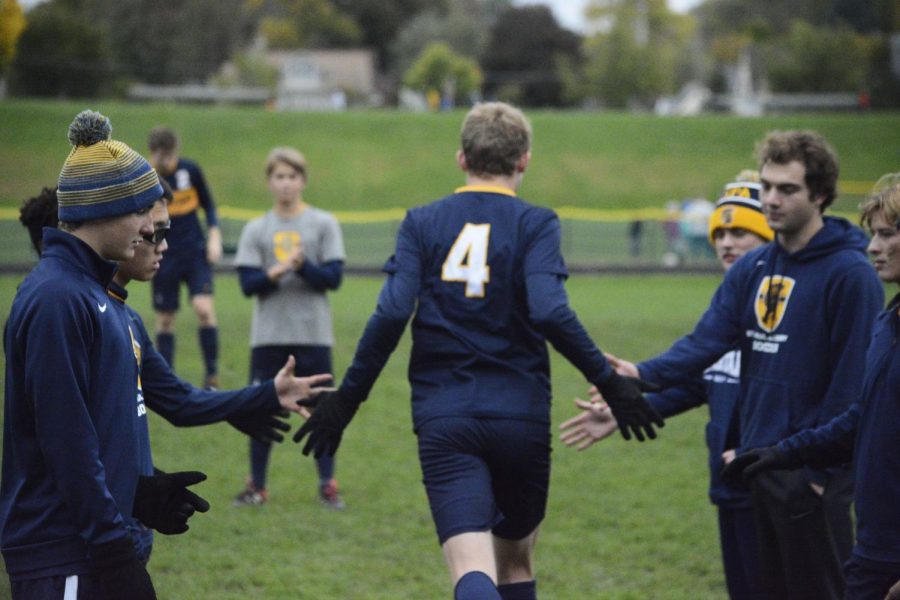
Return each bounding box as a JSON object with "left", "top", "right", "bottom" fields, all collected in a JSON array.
[{"left": 67, "top": 110, "right": 112, "bottom": 146}]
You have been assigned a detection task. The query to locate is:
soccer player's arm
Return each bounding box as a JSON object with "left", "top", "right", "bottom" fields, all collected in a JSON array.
[
  {"left": 235, "top": 220, "right": 277, "bottom": 296},
  {"left": 192, "top": 163, "right": 221, "bottom": 263},
  {"left": 296, "top": 214, "right": 345, "bottom": 292},
  {"left": 25, "top": 295, "right": 131, "bottom": 547},
  {"left": 816, "top": 263, "right": 884, "bottom": 426},
  {"left": 637, "top": 264, "right": 744, "bottom": 388}
]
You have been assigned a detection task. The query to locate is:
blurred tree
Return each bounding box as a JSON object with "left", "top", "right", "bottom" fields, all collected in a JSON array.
[
  {"left": 9, "top": 0, "right": 112, "bottom": 96},
  {"left": 0, "top": 0, "right": 26, "bottom": 77},
  {"left": 481, "top": 4, "right": 583, "bottom": 107},
  {"left": 403, "top": 41, "right": 481, "bottom": 106},
  {"left": 583, "top": 0, "right": 694, "bottom": 108},
  {"left": 765, "top": 20, "right": 870, "bottom": 92},
  {"left": 390, "top": 0, "right": 509, "bottom": 81},
  {"left": 253, "top": 0, "right": 360, "bottom": 49},
  {"left": 333, "top": 0, "right": 445, "bottom": 69}
]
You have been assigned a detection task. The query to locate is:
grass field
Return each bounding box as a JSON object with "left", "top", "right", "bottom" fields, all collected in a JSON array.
[
  {"left": 0, "top": 272, "right": 727, "bottom": 599},
  {"left": 1, "top": 100, "right": 898, "bottom": 215}
]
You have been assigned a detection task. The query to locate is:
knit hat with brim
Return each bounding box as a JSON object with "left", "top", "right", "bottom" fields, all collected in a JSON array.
[
  {"left": 57, "top": 110, "right": 163, "bottom": 222},
  {"left": 707, "top": 181, "right": 774, "bottom": 245}
]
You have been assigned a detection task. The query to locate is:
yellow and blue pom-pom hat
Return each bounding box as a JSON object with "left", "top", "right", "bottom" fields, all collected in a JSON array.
[
  {"left": 57, "top": 110, "right": 163, "bottom": 222},
  {"left": 707, "top": 180, "right": 774, "bottom": 245}
]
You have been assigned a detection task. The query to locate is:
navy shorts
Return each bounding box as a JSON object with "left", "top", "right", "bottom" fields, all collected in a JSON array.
[
  {"left": 151, "top": 252, "right": 213, "bottom": 311},
  {"left": 249, "top": 345, "right": 332, "bottom": 383},
  {"left": 416, "top": 417, "right": 551, "bottom": 545}
]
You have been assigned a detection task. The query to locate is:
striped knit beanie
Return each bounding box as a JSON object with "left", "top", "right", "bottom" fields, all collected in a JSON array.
[
  {"left": 707, "top": 179, "right": 774, "bottom": 245},
  {"left": 57, "top": 110, "right": 163, "bottom": 222}
]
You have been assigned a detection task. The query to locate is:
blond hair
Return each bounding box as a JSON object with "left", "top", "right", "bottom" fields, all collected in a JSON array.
[
  {"left": 860, "top": 173, "right": 900, "bottom": 230},
  {"left": 266, "top": 147, "right": 308, "bottom": 179},
  {"left": 460, "top": 102, "right": 531, "bottom": 176}
]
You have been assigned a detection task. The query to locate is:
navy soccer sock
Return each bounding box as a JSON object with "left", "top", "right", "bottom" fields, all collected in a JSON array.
[
  {"left": 250, "top": 438, "right": 272, "bottom": 490},
  {"left": 198, "top": 326, "right": 218, "bottom": 378},
  {"left": 316, "top": 454, "right": 336, "bottom": 485},
  {"left": 454, "top": 571, "right": 500, "bottom": 600},
  {"left": 498, "top": 580, "right": 536, "bottom": 600},
  {"left": 156, "top": 332, "right": 175, "bottom": 367}
]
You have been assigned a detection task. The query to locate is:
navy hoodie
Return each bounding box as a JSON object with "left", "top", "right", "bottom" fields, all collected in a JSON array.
[
  {"left": 1, "top": 230, "right": 145, "bottom": 580},
  {"left": 639, "top": 217, "right": 883, "bottom": 460},
  {"left": 777, "top": 293, "right": 900, "bottom": 563}
]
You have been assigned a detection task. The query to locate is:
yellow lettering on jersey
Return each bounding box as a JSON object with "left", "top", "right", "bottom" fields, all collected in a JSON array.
[
  {"left": 754, "top": 275, "right": 796, "bottom": 333},
  {"left": 273, "top": 231, "right": 301, "bottom": 263},
  {"left": 442, "top": 223, "right": 491, "bottom": 297},
  {"left": 128, "top": 325, "right": 143, "bottom": 390},
  {"left": 168, "top": 188, "right": 200, "bottom": 217}
]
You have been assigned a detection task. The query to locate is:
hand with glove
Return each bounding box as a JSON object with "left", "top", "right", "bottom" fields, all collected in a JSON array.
[
  {"left": 292, "top": 390, "right": 359, "bottom": 458},
  {"left": 227, "top": 409, "right": 291, "bottom": 444},
  {"left": 90, "top": 536, "right": 157, "bottom": 599},
  {"left": 133, "top": 469, "right": 210, "bottom": 535},
  {"left": 721, "top": 446, "right": 796, "bottom": 482},
  {"left": 595, "top": 371, "right": 664, "bottom": 442}
]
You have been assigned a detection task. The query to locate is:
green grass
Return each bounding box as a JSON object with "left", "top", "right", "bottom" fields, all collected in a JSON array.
[
  {"left": 1, "top": 99, "right": 898, "bottom": 215},
  {"left": 0, "top": 272, "right": 726, "bottom": 599}
]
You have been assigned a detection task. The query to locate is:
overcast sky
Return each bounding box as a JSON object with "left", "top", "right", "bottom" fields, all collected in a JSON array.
[{"left": 515, "top": 0, "right": 704, "bottom": 32}]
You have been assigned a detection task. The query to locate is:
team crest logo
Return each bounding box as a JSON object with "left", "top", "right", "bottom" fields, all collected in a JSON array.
[
  {"left": 274, "top": 231, "right": 301, "bottom": 262},
  {"left": 721, "top": 207, "right": 734, "bottom": 225},
  {"left": 754, "top": 275, "right": 796, "bottom": 332}
]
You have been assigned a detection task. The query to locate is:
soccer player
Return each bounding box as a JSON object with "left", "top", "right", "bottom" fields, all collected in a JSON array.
[
  {"left": 2, "top": 110, "right": 161, "bottom": 599},
  {"left": 17, "top": 184, "right": 333, "bottom": 565},
  {"left": 598, "top": 131, "right": 883, "bottom": 599},
  {"left": 232, "top": 147, "right": 347, "bottom": 508},
  {"left": 293, "top": 102, "right": 663, "bottom": 600},
  {"left": 722, "top": 176, "right": 900, "bottom": 600},
  {"left": 560, "top": 172, "right": 774, "bottom": 599},
  {"left": 147, "top": 126, "right": 222, "bottom": 389}
]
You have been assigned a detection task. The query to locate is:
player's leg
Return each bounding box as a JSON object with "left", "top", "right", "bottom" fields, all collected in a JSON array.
[
  {"left": 233, "top": 345, "right": 286, "bottom": 506},
  {"left": 489, "top": 419, "right": 550, "bottom": 600},
  {"left": 151, "top": 258, "right": 180, "bottom": 368},
  {"left": 418, "top": 417, "right": 504, "bottom": 599},
  {"left": 186, "top": 259, "right": 218, "bottom": 388},
  {"left": 717, "top": 505, "right": 769, "bottom": 600},
  {"left": 293, "top": 345, "right": 343, "bottom": 508}
]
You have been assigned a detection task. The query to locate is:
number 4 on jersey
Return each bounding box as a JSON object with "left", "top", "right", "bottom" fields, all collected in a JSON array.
[{"left": 442, "top": 223, "right": 491, "bottom": 297}]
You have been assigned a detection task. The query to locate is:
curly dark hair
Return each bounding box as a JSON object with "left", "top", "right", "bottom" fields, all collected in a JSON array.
[
  {"left": 755, "top": 130, "right": 839, "bottom": 211},
  {"left": 19, "top": 187, "right": 59, "bottom": 254}
]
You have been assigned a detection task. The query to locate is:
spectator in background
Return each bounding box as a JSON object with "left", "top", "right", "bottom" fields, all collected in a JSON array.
[
  {"left": 233, "top": 147, "right": 347, "bottom": 509},
  {"left": 561, "top": 171, "right": 774, "bottom": 600},
  {"left": 147, "top": 126, "right": 222, "bottom": 389}
]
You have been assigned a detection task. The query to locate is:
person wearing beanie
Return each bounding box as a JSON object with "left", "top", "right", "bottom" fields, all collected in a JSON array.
[
  {"left": 147, "top": 126, "right": 222, "bottom": 390},
  {"left": 561, "top": 172, "right": 774, "bottom": 600},
  {"left": 577, "top": 131, "right": 882, "bottom": 599},
  {"left": 722, "top": 176, "right": 900, "bottom": 599},
  {"left": 15, "top": 184, "right": 333, "bottom": 574},
  {"left": 1, "top": 110, "right": 162, "bottom": 599}
]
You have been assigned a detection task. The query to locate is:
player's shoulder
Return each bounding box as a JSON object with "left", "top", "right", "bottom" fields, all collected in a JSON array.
[{"left": 303, "top": 204, "right": 340, "bottom": 226}]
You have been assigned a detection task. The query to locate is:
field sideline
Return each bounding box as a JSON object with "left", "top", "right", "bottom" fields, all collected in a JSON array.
[{"left": 0, "top": 272, "right": 729, "bottom": 599}]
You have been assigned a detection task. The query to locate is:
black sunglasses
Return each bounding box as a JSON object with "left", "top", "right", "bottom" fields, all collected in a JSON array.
[{"left": 143, "top": 221, "right": 171, "bottom": 246}]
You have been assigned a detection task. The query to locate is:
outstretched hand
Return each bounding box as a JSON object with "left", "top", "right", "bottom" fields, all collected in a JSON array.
[
  {"left": 273, "top": 355, "right": 334, "bottom": 414},
  {"left": 133, "top": 470, "right": 210, "bottom": 535},
  {"left": 227, "top": 409, "right": 291, "bottom": 444},
  {"left": 559, "top": 396, "right": 618, "bottom": 450},
  {"left": 596, "top": 372, "right": 664, "bottom": 442},
  {"left": 292, "top": 390, "right": 359, "bottom": 458}
]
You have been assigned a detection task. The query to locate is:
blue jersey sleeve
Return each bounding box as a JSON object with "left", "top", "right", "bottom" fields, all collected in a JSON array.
[
  {"left": 297, "top": 259, "right": 344, "bottom": 291},
  {"left": 646, "top": 378, "right": 708, "bottom": 419},
  {"left": 524, "top": 213, "right": 613, "bottom": 385},
  {"left": 777, "top": 403, "right": 860, "bottom": 468},
  {"left": 638, "top": 263, "right": 744, "bottom": 387},
  {"left": 192, "top": 163, "right": 217, "bottom": 228},
  {"left": 133, "top": 315, "right": 279, "bottom": 424},
  {"left": 238, "top": 266, "right": 277, "bottom": 297},
  {"left": 340, "top": 214, "right": 419, "bottom": 404}
]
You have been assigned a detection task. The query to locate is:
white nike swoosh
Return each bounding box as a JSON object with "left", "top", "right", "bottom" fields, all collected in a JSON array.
[{"left": 98, "top": 303, "right": 107, "bottom": 313}]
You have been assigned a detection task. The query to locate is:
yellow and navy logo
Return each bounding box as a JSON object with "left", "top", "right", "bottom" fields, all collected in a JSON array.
[
  {"left": 721, "top": 207, "right": 734, "bottom": 225},
  {"left": 754, "top": 275, "right": 796, "bottom": 332},
  {"left": 273, "top": 231, "right": 301, "bottom": 263}
]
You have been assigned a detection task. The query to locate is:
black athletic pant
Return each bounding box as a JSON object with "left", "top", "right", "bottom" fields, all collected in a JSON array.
[{"left": 750, "top": 467, "right": 854, "bottom": 600}]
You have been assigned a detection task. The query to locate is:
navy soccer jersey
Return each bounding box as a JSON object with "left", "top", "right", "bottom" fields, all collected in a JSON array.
[
  {"left": 159, "top": 158, "right": 217, "bottom": 258},
  {"left": 340, "top": 185, "right": 614, "bottom": 429}
]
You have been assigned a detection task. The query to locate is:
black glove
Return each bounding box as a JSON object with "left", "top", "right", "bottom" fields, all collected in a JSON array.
[
  {"left": 721, "top": 446, "right": 796, "bottom": 482},
  {"left": 227, "top": 409, "right": 291, "bottom": 444},
  {"left": 292, "top": 390, "right": 359, "bottom": 458},
  {"left": 596, "top": 372, "right": 664, "bottom": 442},
  {"left": 133, "top": 470, "right": 210, "bottom": 535},
  {"left": 89, "top": 536, "right": 157, "bottom": 599}
]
